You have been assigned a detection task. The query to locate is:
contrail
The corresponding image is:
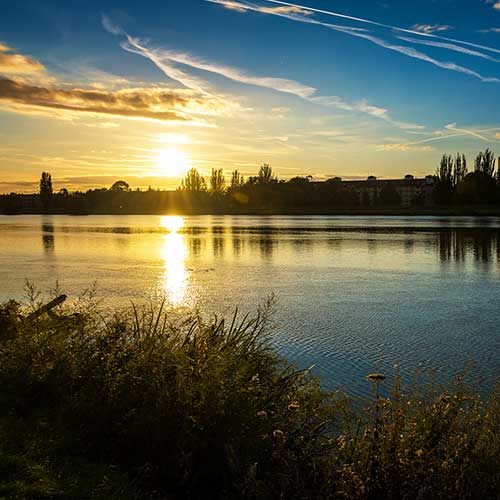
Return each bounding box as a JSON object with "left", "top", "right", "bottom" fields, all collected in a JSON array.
[
  {"left": 208, "top": 0, "right": 500, "bottom": 83},
  {"left": 258, "top": 0, "right": 500, "bottom": 55}
]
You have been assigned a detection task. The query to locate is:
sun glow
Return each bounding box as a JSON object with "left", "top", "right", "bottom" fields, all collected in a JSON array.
[{"left": 156, "top": 148, "right": 189, "bottom": 177}]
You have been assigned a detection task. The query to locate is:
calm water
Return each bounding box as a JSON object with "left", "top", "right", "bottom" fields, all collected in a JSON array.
[{"left": 2, "top": 214, "right": 500, "bottom": 396}]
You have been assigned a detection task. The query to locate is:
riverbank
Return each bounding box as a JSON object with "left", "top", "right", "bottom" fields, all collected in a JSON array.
[{"left": 1, "top": 295, "right": 500, "bottom": 499}]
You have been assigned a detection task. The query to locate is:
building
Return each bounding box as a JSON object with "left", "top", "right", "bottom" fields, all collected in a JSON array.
[{"left": 336, "top": 174, "right": 435, "bottom": 207}]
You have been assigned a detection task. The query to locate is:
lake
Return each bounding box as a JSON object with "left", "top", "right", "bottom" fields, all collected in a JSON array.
[{"left": 2, "top": 214, "right": 500, "bottom": 396}]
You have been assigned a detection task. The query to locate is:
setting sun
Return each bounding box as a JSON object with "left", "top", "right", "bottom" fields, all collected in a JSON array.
[{"left": 156, "top": 148, "right": 189, "bottom": 178}]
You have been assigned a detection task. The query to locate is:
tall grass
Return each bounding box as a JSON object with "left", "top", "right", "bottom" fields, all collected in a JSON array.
[{"left": 1, "top": 292, "right": 500, "bottom": 499}]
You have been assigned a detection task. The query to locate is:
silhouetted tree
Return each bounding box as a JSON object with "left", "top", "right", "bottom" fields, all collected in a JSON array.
[
  {"left": 474, "top": 149, "right": 496, "bottom": 178},
  {"left": 110, "top": 180, "right": 130, "bottom": 192},
  {"left": 257, "top": 164, "right": 276, "bottom": 184},
  {"left": 209, "top": 169, "right": 225, "bottom": 195},
  {"left": 39, "top": 172, "right": 53, "bottom": 210},
  {"left": 457, "top": 171, "right": 497, "bottom": 204},
  {"left": 434, "top": 155, "right": 454, "bottom": 204},
  {"left": 453, "top": 153, "right": 468, "bottom": 187},
  {"left": 181, "top": 168, "right": 206, "bottom": 192},
  {"left": 230, "top": 170, "right": 244, "bottom": 189}
]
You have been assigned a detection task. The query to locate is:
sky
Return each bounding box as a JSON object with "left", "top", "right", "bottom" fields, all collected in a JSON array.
[{"left": 0, "top": 0, "right": 500, "bottom": 192}]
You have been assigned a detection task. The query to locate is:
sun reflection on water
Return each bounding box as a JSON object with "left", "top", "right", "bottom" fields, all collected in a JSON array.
[{"left": 160, "top": 216, "right": 188, "bottom": 306}]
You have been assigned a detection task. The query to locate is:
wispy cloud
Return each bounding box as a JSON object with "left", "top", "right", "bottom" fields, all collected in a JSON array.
[
  {"left": 0, "top": 42, "right": 45, "bottom": 75},
  {"left": 104, "top": 15, "right": 423, "bottom": 129},
  {"left": 254, "top": 0, "right": 500, "bottom": 55},
  {"left": 377, "top": 143, "right": 435, "bottom": 152},
  {"left": 211, "top": 0, "right": 313, "bottom": 15},
  {"left": 444, "top": 123, "right": 489, "bottom": 141},
  {"left": 210, "top": 0, "right": 500, "bottom": 84},
  {"left": 0, "top": 77, "right": 221, "bottom": 124},
  {"left": 120, "top": 35, "right": 317, "bottom": 98},
  {"left": 479, "top": 27, "right": 500, "bottom": 33},
  {"left": 411, "top": 24, "right": 453, "bottom": 34},
  {"left": 396, "top": 36, "right": 500, "bottom": 63}
]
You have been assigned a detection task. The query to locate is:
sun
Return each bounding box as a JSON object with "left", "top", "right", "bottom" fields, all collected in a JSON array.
[{"left": 156, "top": 148, "right": 189, "bottom": 177}]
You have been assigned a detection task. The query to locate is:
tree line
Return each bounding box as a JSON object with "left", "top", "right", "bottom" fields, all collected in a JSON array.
[
  {"left": 433, "top": 148, "right": 499, "bottom": 204},
  {"left": 1, "top": 150, "right": 499, "bottom": 214}
]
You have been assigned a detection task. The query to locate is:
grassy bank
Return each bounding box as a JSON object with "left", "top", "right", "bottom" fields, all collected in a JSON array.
[{"left": 1, "top": 294, "right": 500, "bottom": 499}]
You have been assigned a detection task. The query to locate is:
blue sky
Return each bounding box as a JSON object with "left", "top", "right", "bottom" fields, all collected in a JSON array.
[{"left": 0, "top": 0, "right": 499, "bottom": 191}]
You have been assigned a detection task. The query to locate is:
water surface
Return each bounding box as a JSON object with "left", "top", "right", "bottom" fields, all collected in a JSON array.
[{"left": 2, "top": 214, "right": 500, "bottom": 396}]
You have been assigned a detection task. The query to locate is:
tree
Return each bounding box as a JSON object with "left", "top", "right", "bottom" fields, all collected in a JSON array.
[
  {"left": 437, "top": 155, "right": 453, "bottom": 185},
  {"left": 257, "top": 164, "right": 276, "bottom": 184},
  {"left": 453, "top": 153, "right": 468, "bottom": 188},
  {"left": 457, "top": 171, "right": 497, "bottom": 204},
  {"left": 39, "top": 172, "right": 53, "bottom": 210},
  {"left": 110, "top": 180, "right": 130, "bottom": 192},
  {"left": 230, "top": 170, "right": 244, "bottom": 189},
  {"left": 180, "top": 168, "right": 206, "bottom": 192},
  {"left": 474, "top": 149, "right": 496, "bottom": 178},
  {"left": 434, "top": 155, "right": 454, "bottom": 205},
  {"left": 209, "top": 169, "right": 225, "bottom": 195}
]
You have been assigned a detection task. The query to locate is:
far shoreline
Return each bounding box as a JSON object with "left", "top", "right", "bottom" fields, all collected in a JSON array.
[{"left": 3, "top": 206, "right": 500, "bottom": 217}]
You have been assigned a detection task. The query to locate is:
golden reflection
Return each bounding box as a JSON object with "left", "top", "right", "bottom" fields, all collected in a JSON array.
[{"left": 160, "top": 216, "right": 188, "bottom": 306}]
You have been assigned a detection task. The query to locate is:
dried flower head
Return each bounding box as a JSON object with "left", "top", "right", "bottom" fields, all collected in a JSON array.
[
  {"left": 367, "top": 373, "right": 386, "bottom": 382},
  {"left": 273, "top": 429, "right": 285, "bottom": 440}
]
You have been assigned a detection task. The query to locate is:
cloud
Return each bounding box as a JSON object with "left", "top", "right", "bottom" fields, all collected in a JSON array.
[
  {"left": 0, "top": 77, "right": 222, "bottom": 124},
  {"left": 101, "top": 14, "right": 125, "bottom": 35},
  {"left": 271, "top": 106, "right": 291, "bottom": 114},
  {"left": 260, "top": 5, "right": 313, "bottom": 15},
  {"left": 396, "top": 36, "right": 500, "bottom": 62},
  {"left": 119, "top": 35, "right": 317, "bottom": 98},
  {"left": 444, "top": 123, "right": 489, "bottom": 141},
  {"left": 411, "top": 24, "right": 452, "bottom": 34},
  {"left": 216, "top": 1, "right": 500, "bottom": 84},
  {"left": 347, "top": 31, "right": 500, "bottom": 83},
  {"left": 213, "top": 0, "right": 312, "bottom": 15},
  {"left": 105, "top": 20, "right": 423, "bottom": 129},
  {"left": 377, "top": 143, "right": 435, "bottom": 152},
  {"left": 479, "top": 27, "right": 500, "bottom": 33},
  {"left": 0, "top": 42, "right": 45, "bottom": 75}
]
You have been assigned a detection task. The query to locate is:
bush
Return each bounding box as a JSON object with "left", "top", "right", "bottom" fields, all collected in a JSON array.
[{"left": 1, "top": 294, "right": 500, "bottom": 499}]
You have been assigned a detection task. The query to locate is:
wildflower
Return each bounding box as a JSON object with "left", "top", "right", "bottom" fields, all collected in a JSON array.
[
  {"left": 367, "top": 373, "right": 385, "bottom": 381},
  {"left": 256, "top": 410, "right": 268, "bottom": 418},
  {"left": 288, "top": 401, "right": 300, "bottom": 411},
  {"left": 416, "top": 449, "right": 424, "bottom": 457}
]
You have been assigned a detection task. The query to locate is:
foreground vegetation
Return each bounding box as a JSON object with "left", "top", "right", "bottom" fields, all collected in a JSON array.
[{"left": 1, "top": 293, "right": 500, "bottom": 499}]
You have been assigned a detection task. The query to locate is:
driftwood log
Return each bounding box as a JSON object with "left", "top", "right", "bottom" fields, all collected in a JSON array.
[{"left": 27, "top": 294, "right": 67, "bottom": 320}]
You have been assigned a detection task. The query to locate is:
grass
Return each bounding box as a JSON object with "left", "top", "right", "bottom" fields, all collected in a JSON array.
[{"left": 1, "top": 290, "right": 500, "bottom": 499}]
